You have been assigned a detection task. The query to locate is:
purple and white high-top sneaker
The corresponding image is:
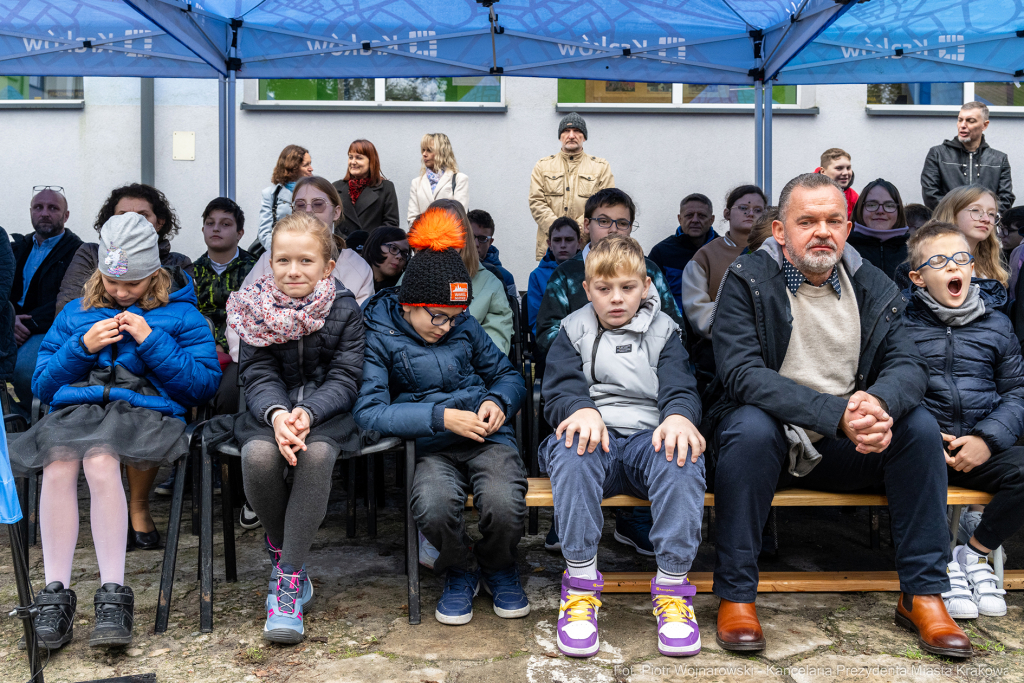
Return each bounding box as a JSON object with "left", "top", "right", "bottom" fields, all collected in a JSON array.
[
  {"left": 651, "top": 577, "right": 701, "bottom": 656},
  {"left": 556, "top": 570, "right": 604, "bottom": 657}
]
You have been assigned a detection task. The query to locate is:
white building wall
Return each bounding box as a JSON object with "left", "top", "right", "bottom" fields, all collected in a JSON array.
[{"left": 1, "top": 76, "right": 1022, "bottom": 287}]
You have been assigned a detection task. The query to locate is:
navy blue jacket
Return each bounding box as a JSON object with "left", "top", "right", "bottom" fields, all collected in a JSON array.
[
  {"left": 527, "top": 251, "right": 559, "bottom": 334},
  {"left": 33, "top": 268, "right": 220, "bottom": 419},
  {"left": 710, "top": 239, "right": 927, "bottom": 439},
  {"left": 648, "top": 227, "right": 717, "bottom": 314},
  {"left": 904, "top": 280, "right": 1024, "bottom": 452},
  {"left": 482, "top": 246, "right": 517, "bottom": 297},
  {"left": 0, "top": 227, "right": 16, "bottom": 381},
  {"left": 355, "top": 289, "right": 526, "bottom": 453}
]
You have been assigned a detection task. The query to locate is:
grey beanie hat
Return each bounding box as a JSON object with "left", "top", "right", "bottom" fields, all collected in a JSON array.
[
  {"left": 558, "top": 111, "right": 588, "bottom": 140},
  {"left": 98, "top": 212, "right": 161, "bottom": 281}
]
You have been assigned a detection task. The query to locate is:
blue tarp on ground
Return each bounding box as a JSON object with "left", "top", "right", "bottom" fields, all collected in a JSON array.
[
  {"left": 781, "top": 0, "right": 1024, "bottom": 86},
  {"left": 3, "top": 0, "right": 853, "bottom": 82}
]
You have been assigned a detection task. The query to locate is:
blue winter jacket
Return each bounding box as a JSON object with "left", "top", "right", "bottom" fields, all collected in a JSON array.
[
  {"left": 355, "top": 289, "right": 526, "bottom": 453},
  {"left": 527, "top": 251, "right": 559, "bottom": 334},
  {"left": 32, "top": 268, "right": 221, "bottom": 420},
  {"left": 904, "top": 279, "right": 1024, "bottom": 452}
]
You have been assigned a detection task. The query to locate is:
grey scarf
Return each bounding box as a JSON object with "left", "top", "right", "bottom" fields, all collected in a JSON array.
[{"left": 914, "top": 284, "right": 986, "bottom": 327}]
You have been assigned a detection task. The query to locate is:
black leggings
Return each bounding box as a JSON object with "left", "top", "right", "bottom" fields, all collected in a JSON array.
[{"left": 947, "top": 445, "right": 1024, "bottom": 550}]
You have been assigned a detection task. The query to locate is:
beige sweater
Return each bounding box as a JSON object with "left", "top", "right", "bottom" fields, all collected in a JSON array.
[{"left": 778, "top": 264, "right": 860, "bottom": 441}]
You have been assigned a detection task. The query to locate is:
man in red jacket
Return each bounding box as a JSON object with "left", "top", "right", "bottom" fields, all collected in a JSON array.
[{"left": 815, "top": 148, "right": 858, "bottom": 219}]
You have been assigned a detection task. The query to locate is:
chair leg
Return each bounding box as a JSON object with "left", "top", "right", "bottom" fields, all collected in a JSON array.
[
  {"left": 993, "top": 545, "right": 1004, "bottom": 588},
  {"left": 405, "top": 440, "right": 420, "bottom": 625},
  {"left": 367, "top": 456, "right": 377, "bottom": 539},
  {"left": 191, "top": 448, "right": 201, "bottom": 537},
  {"left": 375, "top": 454, "right": 386, "bottom": 508},
  {"left": 949, "top": 505, "right": 963, "bottom": 555},
  {"left": 221, "top": 459, "right": 237, "bottom": 583},
  {"left": 347, "top": 459, "right": 357, "bottom": 538},
  {"left": 199, "top": 438, "right": 214, "bottom": 633},
  {"left": 869, "top": 506, "right": 880, "bottom": 549},
  {"left": 27, "top": 472, "right": 38, "bottom": 546},
  {"left": 156, "top": 453, "right": 190, "bottom": 633}
]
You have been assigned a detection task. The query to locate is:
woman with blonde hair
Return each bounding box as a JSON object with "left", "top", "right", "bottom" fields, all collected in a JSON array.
[
  {"left": 407, "top": 133, "right": 470, "bottom": 225},
  {"left": 258, "top": 145, "right": 313, "bottom": 250},
  {"left": 932, "top": 185, "right": 1008, "bottom": 287}
]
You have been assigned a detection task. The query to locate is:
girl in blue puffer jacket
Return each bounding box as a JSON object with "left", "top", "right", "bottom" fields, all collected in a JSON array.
[
  {"left": 9, "top": 213, "right": 220, "bottom": 651},
  {"left": 904, "top": 222, "right": 1024, "bottom": 623}
]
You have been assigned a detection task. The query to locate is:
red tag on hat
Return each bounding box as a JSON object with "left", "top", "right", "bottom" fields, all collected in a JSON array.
[{"left": 450, "top": 282, "right": 469, "bottom": 302}]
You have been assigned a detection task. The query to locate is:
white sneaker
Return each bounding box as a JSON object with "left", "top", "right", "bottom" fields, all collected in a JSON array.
[
  {"left": 941, "top": 560, "right": 978, "bottom": 619},
  {"left": 956, "top": 545, "right": 1007, "bottom": 617},
  {"left": 418, "top": 531, "right": 440, "bottom": 570}
]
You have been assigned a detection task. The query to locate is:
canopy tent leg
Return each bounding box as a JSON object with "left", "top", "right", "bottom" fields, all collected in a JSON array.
[
  {"left": 765, "top": 81, "right": 773, "bottom": 203},
  {"left": 141, "top": 78, "right": 155, "bottom": 186},
  {"left": 754, "top": 81, "right": 763, "bottom": 189},
  {"left": 218, "top": 75, "right": 227, "bottom": 198},
  {"left": 227, "top": 70, "right": 236, "bottom": 201},
  {"left": 9, "top": 520, "right": 42, "bottom": 682}
]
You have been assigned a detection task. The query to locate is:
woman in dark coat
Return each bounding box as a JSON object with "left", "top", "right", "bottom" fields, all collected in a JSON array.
[
  {"left": 846, "top": 178, "right": 910, "bottom": 281},
  {"left": 332, "top": 139, "right": 400, "bottom": 238}
]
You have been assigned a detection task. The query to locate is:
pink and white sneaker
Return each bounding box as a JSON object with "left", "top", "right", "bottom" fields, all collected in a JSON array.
[
  {"left": 556, "top": 571, "right": 604, "bottom": 657},
  {"left": 651, "top": 577, "right": 701, "bottom": 656}
]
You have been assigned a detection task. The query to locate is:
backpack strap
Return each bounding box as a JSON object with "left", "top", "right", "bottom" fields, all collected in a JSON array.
[{"left": 271, "top": 184, "right": 284, "bottom": 225}]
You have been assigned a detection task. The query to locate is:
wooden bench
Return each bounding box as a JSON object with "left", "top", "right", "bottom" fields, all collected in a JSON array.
[{"left": 466, "top": 478, "right": 1017, "bottom": 594}]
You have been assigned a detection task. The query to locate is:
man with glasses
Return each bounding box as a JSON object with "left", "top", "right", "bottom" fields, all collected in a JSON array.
[
  {"left": 468, "top": 209, "right": 518, "bottom": 303},
  {"left": 534, "top": 188, "right": 683, "bottom": 559},
  {"left": 529, "top": 112, "right": 615, "bottom": 261},
  {"left": 921, "top": 101, "right": 1014, "bottom": 212},
  {"left": 9, "top": 186, "right": 83, "bottom": 410}
]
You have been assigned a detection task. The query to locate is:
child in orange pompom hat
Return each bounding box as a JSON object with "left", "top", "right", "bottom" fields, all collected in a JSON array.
[{"left": 355, "top": 207, "right": 530, "bottom": 626}]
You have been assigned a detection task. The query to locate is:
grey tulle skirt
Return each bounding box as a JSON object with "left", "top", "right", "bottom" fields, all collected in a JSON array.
[{"left": 8, "top": 400, "right": 188, "bottom": 476}]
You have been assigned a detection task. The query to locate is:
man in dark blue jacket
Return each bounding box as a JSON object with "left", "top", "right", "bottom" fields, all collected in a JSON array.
[
  {"left": 710, "top": 173, "right": 971, "bottom": 658},
  {"left": 647, "top": 193, "right": 717, "bottom": 316},
  {"left": 355, "top": 210, "right": 528, "bottom": 628},
  {"left": 10, "top": 188, "right": 83, "bottom": 409}
]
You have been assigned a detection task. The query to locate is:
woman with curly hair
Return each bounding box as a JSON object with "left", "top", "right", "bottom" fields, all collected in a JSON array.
[{"left": 55, "top": 182, "right": 194, "bottom": 550}]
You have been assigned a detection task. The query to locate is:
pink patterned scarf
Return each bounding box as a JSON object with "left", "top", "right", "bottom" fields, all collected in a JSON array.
[{"left": 227, "top": 274, "right": 336, "bottom": 347}]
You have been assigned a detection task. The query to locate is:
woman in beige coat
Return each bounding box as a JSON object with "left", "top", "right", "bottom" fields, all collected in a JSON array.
[{"left": 407, "top": 133, "right": 469, "bottom": 225}]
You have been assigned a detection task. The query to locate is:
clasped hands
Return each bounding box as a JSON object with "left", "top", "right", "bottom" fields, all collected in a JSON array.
[
  {"left": 554, "top": 407, "right": 705, "bottom": 467},
  {"left": 82, "top": 312, "right": 152, "bottom": 354},
  {"left": 839, "top": 391, "right": 893, "bottom": 454},
  {"left": 443, "top": 401, "right": 506, "bottom": 442},
  {"left": 273, "top": 407, "right": 311, "bottom": 465}
]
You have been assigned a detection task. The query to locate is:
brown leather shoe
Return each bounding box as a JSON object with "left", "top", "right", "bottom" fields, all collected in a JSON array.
[
  {"left": 895, "top": 593, "right": 972, "bottom": 658},
  {"left": 716, "top": 599, "right": 766, "bottom": 651}
]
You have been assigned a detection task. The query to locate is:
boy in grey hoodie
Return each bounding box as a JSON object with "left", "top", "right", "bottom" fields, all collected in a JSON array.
[{"left": 539, "top": 235, "right": 705, "bottom": 659}]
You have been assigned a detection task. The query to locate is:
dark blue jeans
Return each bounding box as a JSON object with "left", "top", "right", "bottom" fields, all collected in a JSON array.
[
  {"left": 540, "top": 430, "right": 706, "bottom": 574},
  {"left": 411, "top": 441, "right": 527, "bottom": 574},
  {"left": 713, "top": 405, "right": 950, "bottom": 602}
]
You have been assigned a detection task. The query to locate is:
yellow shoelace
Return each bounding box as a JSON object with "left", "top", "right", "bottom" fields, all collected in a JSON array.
[
  {"left": 653, "top": 595, "right": 695, "bottom": 623},
  {"left": 561, "top": 594, "right": 603, "bottom": 622}
]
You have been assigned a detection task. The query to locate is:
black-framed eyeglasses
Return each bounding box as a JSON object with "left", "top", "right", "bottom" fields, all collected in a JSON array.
[
  {"left": 382, "top": 242, "right": 410, "bottom": 261},
  {"left": 916, "top": 251, "right": 974, "bottom": 271},
  {"left": 292, "top": 199, "right": 333, "bottom": 212},
  {"left": 967, "top": 207, "right": 1000, "bottom": 225},
  {"left": 425, "top": 307, "right": 458, "bottom": 327},
  {"left": 590, "top": 216, "right": 638, "bottom": 232},
  {"left": 32, "top": 185, "right": 65, "bottom": 196},
  {"left": 864, "top": 201, "right": 898, "bottom": 213}
]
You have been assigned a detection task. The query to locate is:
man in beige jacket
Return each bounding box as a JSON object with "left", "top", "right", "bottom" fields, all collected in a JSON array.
[{"left": 529, "top": 112, "right": 615, "bottom": 260}]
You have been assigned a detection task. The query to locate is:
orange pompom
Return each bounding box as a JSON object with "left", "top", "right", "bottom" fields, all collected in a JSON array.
[{"left": 408, "top": 207, "right": 465, "bottom": 252}]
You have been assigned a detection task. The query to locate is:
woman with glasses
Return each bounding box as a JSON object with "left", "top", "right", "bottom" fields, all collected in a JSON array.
[
  {"left": 847, "top": 179, "right": 910, "bottom": 281},
  {"left": 258, "top": 145, "right": 314, "bottom": 251},
  {"left": 407, "top": 133, "right": 469, "bottom": 225},
  {"left": 932, "top": 185, "right": 1008, "bottom": 288},
  {"left": 333, "top": 139, "right": 400, "bottom": 239},
  {"left": 681, "top": 184, "right": 766, "bottom": 341},
  {"left": 361, "top": 227, "right": 410, "bottom": 292}
]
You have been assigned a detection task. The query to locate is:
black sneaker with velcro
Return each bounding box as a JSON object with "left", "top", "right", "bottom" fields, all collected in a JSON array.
[
  {"left": 19, "top": 582, "right": 76, "bottom": 650},
  {"left": 89, "top": 583, "right": 134, "bottom": 648}
]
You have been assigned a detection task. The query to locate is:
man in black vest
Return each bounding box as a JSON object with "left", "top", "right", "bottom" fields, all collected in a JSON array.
[{"left": 10, "top": 187, "right": 83, "bottom": 409}]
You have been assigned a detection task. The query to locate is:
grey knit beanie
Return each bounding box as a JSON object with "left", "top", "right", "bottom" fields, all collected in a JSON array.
[
  {"left": 98, "top": 212, "right": 161, "bottom": 281},
  {"left": 558, "top": 112, "right": 588, "bottom": 140}
]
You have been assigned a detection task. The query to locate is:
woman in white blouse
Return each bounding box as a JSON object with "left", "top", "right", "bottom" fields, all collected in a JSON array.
[{"left": 407, "top": 133, "right": 469, "bottom": 225}]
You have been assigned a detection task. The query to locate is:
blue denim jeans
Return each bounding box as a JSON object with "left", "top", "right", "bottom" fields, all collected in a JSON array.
[
  {"left": 410, "top": 441, "right": 527, "bottom": 574},
  {"left": 713, "top": 405, "right": 950, "bottom": 602},
  {"left": 13, "top": 334, "right": 45, "bottom": 407},
  {"left": 539, "top": 430, "right": 706, "bottom": 574}
]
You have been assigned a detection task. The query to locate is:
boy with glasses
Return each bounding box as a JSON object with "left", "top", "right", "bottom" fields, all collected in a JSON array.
[
  {"left": 468, "top": 209, "right": 518, "bottom": 302},
  {"left": 903, "top": 221, "right": 1024, "bottom": 621},
  {"left": 356, "top": 208, "right": 529, "bottom": 626}
]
